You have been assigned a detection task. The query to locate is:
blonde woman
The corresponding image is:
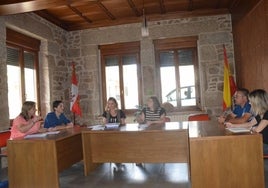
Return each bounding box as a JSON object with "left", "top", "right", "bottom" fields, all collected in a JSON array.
[
  {"left": 225, "top": 89, "right": 268, "bottom": 154},
  {"left": 102, "top": 97, "right": 126, "bottom": 125},
  {"left": 10, "top": 101, "right": 45, "bottom": 139}
]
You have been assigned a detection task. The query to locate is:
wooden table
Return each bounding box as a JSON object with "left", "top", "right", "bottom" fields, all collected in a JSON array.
[
  {"left": 81, "top": 122, "right": 190, "bottom": 176},
  {"left": 189, "top": 120, "right": 265, "bottom": 188},
  {"left": 7, "top": 126, "right": 83, "bottom": 188},
  {"left": 82, "top": 121, "right": 265, "bottom": 188}
]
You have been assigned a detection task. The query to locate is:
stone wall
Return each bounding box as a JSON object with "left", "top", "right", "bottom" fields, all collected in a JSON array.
[
  {"left": 0, "top": 13, "right": 234, "bottom": 129},
  {"left": 0, "top": 18, "right": 9, "bottom": 130}
]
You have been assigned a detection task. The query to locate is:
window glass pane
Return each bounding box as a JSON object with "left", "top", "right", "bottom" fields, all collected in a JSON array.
[
  {"left": 179, "top": 65, "right": 196, "bottom": 106},
  {"left": 7, "top": 47, "right": 22, "bottom": 119},
  {"left": 178, "top": 49, "right": 196, "bottom": 106},
  {"left": 105, "top": 56, "right": 121, "bottom": 107},
  {"left": 122, "top": 55, "right": 136, "bottom": 65},
  {"left": 160, "top": 51, "right": 177, "bottom": 107},
  {"left": 105, "top": 56, "right": 118, "bottom": 66},
  {"left": 24, "top": 51, "right": 37, "bottom": 102},
  {"left": 178, "top": 49, "right": 193, "bottom": 65},
  {"left": 161, "top": 67, "right": 176, "bottom": 107},
  {"left": 160, "top": 51, "right": 174, "bottom": 67},
  {"left": 122, "top": 55, "right": 138, "bottom": 109}
]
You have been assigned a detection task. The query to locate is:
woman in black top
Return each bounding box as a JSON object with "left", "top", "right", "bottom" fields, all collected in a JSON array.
[{"left": 102, "top": 97, "right": 126, "bottom": 124}]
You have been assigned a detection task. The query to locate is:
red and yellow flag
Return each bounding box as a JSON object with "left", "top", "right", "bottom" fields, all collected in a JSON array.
[
  {"left": 70, "top": 63, "right": 82, "bottom": 116},
  {"left": 223, "top": 45, "right": 237, "bottom": 110}
]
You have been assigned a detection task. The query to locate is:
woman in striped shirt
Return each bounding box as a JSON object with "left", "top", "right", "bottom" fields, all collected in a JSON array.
[{"left": 141, "top": 96, "right": 166, "bottom": 126}]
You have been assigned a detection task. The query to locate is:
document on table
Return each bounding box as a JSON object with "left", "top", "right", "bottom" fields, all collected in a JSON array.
[
  {"left": 88, "top": 125, "right": 105, "bottom": 130},
  {"left": 25, "top": 131, "right": 60, "bottom": 138},
  {"left": 105, "top": 123, "right": 119, "bottom": 129},
  {"left": 226, "top": 127, "right": 250, "bottom": 133},
  {"left": 138, "top": 124, "right": 148, "bottom": 129}
]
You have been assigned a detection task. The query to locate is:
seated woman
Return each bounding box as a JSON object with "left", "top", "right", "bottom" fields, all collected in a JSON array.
[
  {"left": 10, "top": 101, "right": 45, "bottom": 139},
  {"left": 140, "top": 96, "right": 166, "bottom": 126},
  {"left": 44, "top": 100, "right": 73, "bottom": 131},
  {"left": 102, "top": 97, "right": 126, "bottom": 125},
  {"left": 102, "top": 97, "right": 126, "bottom": 171}
]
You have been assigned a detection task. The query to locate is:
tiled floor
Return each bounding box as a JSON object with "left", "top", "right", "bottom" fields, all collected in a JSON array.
[
  {"left": 60, "top": 163, "right": 190, "bottom": 188},
  {"left": 1, "top": 160, "right": 268, "bottom": 188}
]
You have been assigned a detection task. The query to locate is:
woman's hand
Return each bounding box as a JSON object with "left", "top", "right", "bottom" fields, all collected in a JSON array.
[
  {"left": 146, "top": 121, "right": 153, "bottom": 126},
  {"left": 32, "top": 115, "right": 43, "bottom": 123},
  {"left": 38, "top": 128, "right": 47, "bottom": 133},
  {"left": 224, "top": 122, "right": 233, "bottom": 128},
  {"left": 218, "top": 116, "right": 226, "bottom": 124}
]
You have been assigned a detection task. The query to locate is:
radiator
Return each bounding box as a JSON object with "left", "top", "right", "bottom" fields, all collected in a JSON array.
[{"left": 168, "top": 114, "right": 189, "bottom": 122}]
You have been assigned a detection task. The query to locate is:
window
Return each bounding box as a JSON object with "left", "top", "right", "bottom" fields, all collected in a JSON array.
[
  {"left": 6, "top": 29, "right": 40, "bottom": 119},
  {"left": 100, "top": 42, "right": 141, "bottom": 113},
  {"left": 154, "top": 37, "right": 200, "bottom": 111}
]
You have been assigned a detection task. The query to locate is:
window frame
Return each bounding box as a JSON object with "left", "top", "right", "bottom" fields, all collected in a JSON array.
[
  {"left": 6, "top": 28, "right": 41, "bottom": 117},
  {"left": 99, "top": 41, "right": 142, "bottom": 115},
  {"left": 154, "top": 36, "right": 201, "bottom": 111}
]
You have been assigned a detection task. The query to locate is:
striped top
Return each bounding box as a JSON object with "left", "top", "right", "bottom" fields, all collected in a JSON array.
[{"left": 142, "top": 107, "right": 166, "bottom": 121}]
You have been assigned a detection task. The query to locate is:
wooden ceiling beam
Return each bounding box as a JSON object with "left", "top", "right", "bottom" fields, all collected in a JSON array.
[
  {"left": 159, "top": 0, "right": 166, "bottom": 14},
  {"left": 35, "top": 10, "right": 69, "bottom": 30},
  {"left": 0, "top": 0, "right": 96, "bottom": 16},
  {"left": 67, "top": 4, "right": 92, "bottom": 24},
  {"left": 215, "top": 0, "right": 222, "bottom": 9},
  {"left": 0, "top": 0, "right": 66, "bottom": 15},
  {"left": 96, "top": 0, "right": 115, "bottom": 20},
  {"left": 188, "top": 0, "right": 193, "bottom": 11},
  {"left": 127, "top": 0, "right": 140, "bottom": 17}
]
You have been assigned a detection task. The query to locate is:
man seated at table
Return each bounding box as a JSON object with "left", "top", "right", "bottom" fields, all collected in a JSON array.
[
  {"left": 218, "top": 88, "right": 253, "bottom": 124},
  {"left": 44, "top": 100, "right": 73, "bottom": 131}
]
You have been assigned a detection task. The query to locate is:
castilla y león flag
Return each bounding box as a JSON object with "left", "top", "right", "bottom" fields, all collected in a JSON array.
[
  {"left": 223, "top": 45, "right": 237, "bottom": 111},
  {"left": 70, "top": 63, "right": 82, "bottom": 116}
]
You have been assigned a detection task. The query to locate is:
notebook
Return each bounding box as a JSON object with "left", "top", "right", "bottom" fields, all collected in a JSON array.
[{"left": 226, "top": 127, "right": 250, "bottom": 133}]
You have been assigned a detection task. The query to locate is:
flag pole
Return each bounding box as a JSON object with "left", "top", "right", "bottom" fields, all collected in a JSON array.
[{"left": 73, "top": 112, "right": 76, "bottom": 125}]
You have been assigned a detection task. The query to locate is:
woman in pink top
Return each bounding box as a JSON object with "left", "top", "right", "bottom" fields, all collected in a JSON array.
[{"left": 10, "top": 101, "right": 46, "bottom": 139}]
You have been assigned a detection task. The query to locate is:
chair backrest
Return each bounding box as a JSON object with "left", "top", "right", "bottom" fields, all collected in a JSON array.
[
  {"left": 0, "top": 130, "right": 11, "bottom": 148},
  {"left": 188, "top": 113, "right": 210, "bottom": 121}
]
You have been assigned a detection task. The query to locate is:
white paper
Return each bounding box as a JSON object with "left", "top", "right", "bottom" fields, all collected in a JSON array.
[
  {"left": 24, "top": 131, "right": 60, "bottom": 138},
  {"left": 88, "top": 125, "right": 105, "bottom": 130},
  {"left": 138, "top": 124, "right": 148, "bottom": 129},
  {"left": 46, "top": 131, "right": 60, "bottom": 135},
  {"left": 226, "top": 127, "right": 250, "bottom": 133},
  {"left": 25, "top": 133, "right": 47, "bottom": 138},
  {"left": 105, "top": 123, "right": 119, "bottom": 129}
]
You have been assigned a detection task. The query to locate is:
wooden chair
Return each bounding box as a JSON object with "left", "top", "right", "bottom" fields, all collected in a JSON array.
[
  {"left": 188, "top": 113, "right": 210, "bottom": 121},
  {"left": 0, "top": 130, "right": 11, "bottom": 169}
]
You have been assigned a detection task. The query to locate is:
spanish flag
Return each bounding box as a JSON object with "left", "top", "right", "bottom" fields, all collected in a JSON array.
[
  {"left": 70, "top": 63, "right": 82, "bottom": 116},
  {"left": 223, "top": 45, "right": 237, "bottom": 110}
]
